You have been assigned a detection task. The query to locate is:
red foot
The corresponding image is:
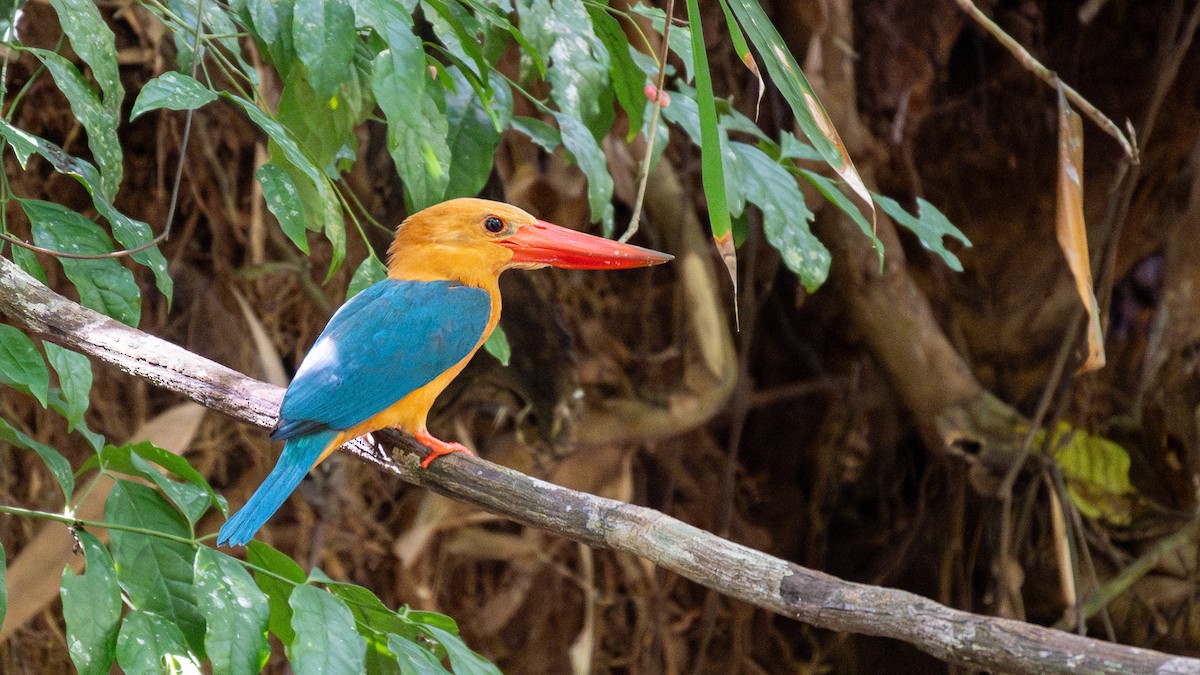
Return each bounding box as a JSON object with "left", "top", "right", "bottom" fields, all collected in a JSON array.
[{"left": 415, "top": 428, "right": 473, "bottom": 468}]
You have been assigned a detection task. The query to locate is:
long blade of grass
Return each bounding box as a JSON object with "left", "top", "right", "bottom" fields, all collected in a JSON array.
[{"left": 683, "top": 0, "right": 738, "bottom": 312}]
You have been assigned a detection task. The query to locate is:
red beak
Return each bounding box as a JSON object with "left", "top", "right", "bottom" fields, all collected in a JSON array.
[{"left": 500, "top": 219, "right": 673, "bottom": 269}]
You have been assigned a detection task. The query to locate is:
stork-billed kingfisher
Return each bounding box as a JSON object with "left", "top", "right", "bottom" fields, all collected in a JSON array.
[{"left": 216, "top": 198, "right": 672, "bottom": 546}]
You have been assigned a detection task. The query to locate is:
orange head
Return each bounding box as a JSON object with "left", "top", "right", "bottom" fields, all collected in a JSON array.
[{"left": 387, "top": 198, "right": 672, "bottom": 284}]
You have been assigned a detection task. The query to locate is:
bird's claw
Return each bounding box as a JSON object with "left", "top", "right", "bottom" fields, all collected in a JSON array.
[{"left": 414, "top": 429, "right": 473, "bottom": 468}]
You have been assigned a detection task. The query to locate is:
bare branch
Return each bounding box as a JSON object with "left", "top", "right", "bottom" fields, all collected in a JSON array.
[{"left": 0, "top": 255, "right": 1195, "bottom": 673}]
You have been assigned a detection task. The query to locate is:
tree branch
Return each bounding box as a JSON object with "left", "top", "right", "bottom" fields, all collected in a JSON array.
[{"left": 1, "top": 256, "right": 1195, "bottom": 673}]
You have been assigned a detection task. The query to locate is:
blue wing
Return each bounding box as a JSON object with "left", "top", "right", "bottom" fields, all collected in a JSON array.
[{"left": 271, "top": 279, "right": 490, "bottom": 438}]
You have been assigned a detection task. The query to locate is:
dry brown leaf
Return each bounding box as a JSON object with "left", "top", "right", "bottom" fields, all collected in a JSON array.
[{"left": 1055, "top": 85, "right": 1105, "bottom": 373}]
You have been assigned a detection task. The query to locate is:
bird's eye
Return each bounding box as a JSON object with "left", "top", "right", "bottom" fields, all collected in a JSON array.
[{"left": 484, "top": 216, "right": 505, "bottom": 234}]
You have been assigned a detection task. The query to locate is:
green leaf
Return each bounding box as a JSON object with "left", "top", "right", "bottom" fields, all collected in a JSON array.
[
  {"left": 116, "top": 610, "right": 201, "bottom": 675},
  {"left": 728, "top": 142, "right": 828, "bottom": 290},
  {"left": 193, "top": 547, "right": 270, "bottom": 673},
  {"left": 511, "top": 116, "right": 560, "bottom": 153},
  {"left": 293, "top": 0, "right": 357, "bottom": 100},
  {"left": 483, "top": 326, "right": 510, "bottom": 366},
  {"left": 423, "top": 625, "right": 500, "bottom": 675},
  {"left": 347, "top": 256, "right": 387, "bottom": 299},
  {"left": 589, "top": 7, "right": 648, "bottom": 139},
  {"left": 1047, "top": 422, "right": 1136, "bottom": 525},
  {"left": 246, "top": 541, "right": 306, "bottom": 644},
  {"left": 406, "top": 610, "right": 459, "bottom": 634},
  {"left": 123, "top": 442, "right": 226, "bottom": 515},
  {"left": 245, "top": 0, "right": 295, "bottom": 71},
  {"left": 872, "top": 194, "right": 971, "bottom": 272},
  {"left": 106, "top": 480, "right": 207, "bottom": 656},
  {"left": 105, "top": 209, "right": 174, "bottom": 304},
  {"left": 257, "top": 161, "right": 309, "bottom": 252},
  {"left": 288, "top": 585, "right": 367, "bottom": 675},
  {"left": 381, "top": 73, "right": 450, "bottom": 210},
  {"left": 28, "top": 48, "right": 122, "bottom": 201},
  {"left": 0, "top": 323, "right": 49, "bottom": 406},
  {"left": 224, "top": 93, "right": 344, "bottom": 267},
  {"left": 519, "top": 0, "right": 611, "bottom": 136},
  {"left": 552, "top": 112, "right": 614, "bottom": 234},
  {"left": 276, "top": 71, "right": 361, "bottom": 178},
  {"left": 10, "top": 244, "right": 47, "bottom": 284},
  {"left": 445, "top": 69, "right": 509, "bottom": 198},
  {"left": 0, "top": 118, "right": 44, "bottom": 167},
  {"left": 0, "top": 417, "right": 75, "bottom": 504},
  {"left": 388, "top": 633, "right": 449, "bottom": 673},
  {"left": 128, "top": 452, "right": 211, "bottom": 527},
  {"left": 725, "top": 0, "right": 875, "bottom": 229},
  {"left": 61, "top": 530, "right": 121, "bottom": 675},
  {"left": 131, "top": 71, "right": 218, "bottom": 120},
  {"left": 46, "top": 0, "right": 123, "bottom": 117},
  {"left": 422, "top": 0, "right": 487, "bottom": 82},
  {"left": 22, "top": 199, "right": 141, "bottom": 327},
  {"left": 325, "top": 582, "right": 416, "bottom": 639},
  {"left": 44, "top": 342, "right": 92, "bottom": 431},
  {"left": 629, "top": 3, "right": 693, "bottom": 81},
  {"left": 798, "top": 169, "right": 882, "bottom": 271}
]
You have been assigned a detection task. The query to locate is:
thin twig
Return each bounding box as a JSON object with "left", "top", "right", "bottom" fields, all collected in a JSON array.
[
  {"left": 619, "top": 0, "right": 675, "bottom": 244},
  {"left": 953, "top": 0, "right": 1138, "bottom": 163}
]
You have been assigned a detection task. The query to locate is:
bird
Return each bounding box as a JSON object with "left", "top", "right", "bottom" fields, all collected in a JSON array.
[{"left": 216, "top": 198, "right": 672, "bottom": 546}]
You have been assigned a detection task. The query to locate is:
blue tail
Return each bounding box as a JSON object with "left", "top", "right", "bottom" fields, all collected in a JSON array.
[{"left": 217, "top": 429, "right": 339, "bottom": 547}]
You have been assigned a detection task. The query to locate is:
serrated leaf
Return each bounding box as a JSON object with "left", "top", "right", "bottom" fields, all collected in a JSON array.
[
  {"left": 552, "top": 112, "right": 614, "bottom": 234},
  {"left": 246, "top": 541, "right": 306, "bottom": 644},
  {"left": 61, "top": 530, "right": 121, "bottom": 675},
  {"left": 0, "top": 323, "right": 49, "bottom": 406},
  {"left": 483, "top": 325, "right": 510, "bottom": 366},
  {"left": 46, "top": 0, "right": 123, "bottom": 117},
  {"left": 194, "top": 547, "right": 270, "bottom": 673},
  {"left": 257, "top": 161, "right": 308, "bottom": 252},
  {"left": 293, "top": 0, "right": 357, "bottom": 100},
  {"left": 445, "top": 69, "right": 509, "bottom": 198},
  {"left": 28, "top": 48, "right": 122, "bottom": 200},
  {"left": 288, "top": 585, "right": 367, "bottom": 674},
  {"left": 511, "top": 116, "right": 560, "bottom": 152},
  {"left": 44, "top": 342, "right": 92, "bottom": 431},
  {"left": 106, "top": 480, "right": 206, "bottom": 656},
  {"left": 131, "top": 71, "right": 218, "bottom": 120},
  {"left": 347, "top": 256, "right": 387, "bottom": 299},
  {"left": 22, "top": 201, "right": 140, "bottom": 327},
  {"left": 388, "top": 633, "right": 449, "bottom": 673},
  {"left": 0, "top": 418, "right": 75, "bottom": 503},
  {"left": 872, "top": 193, "right": 970, "bottom": 273},
  {"left": 116, "top": 610, "right": 200, "bottom": 675},
  {"left": 423, "top": 625, "right": 500, "bottom": 675},
  {"left": 729, "top": 142, "right": 828, "bottom": 290}
]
